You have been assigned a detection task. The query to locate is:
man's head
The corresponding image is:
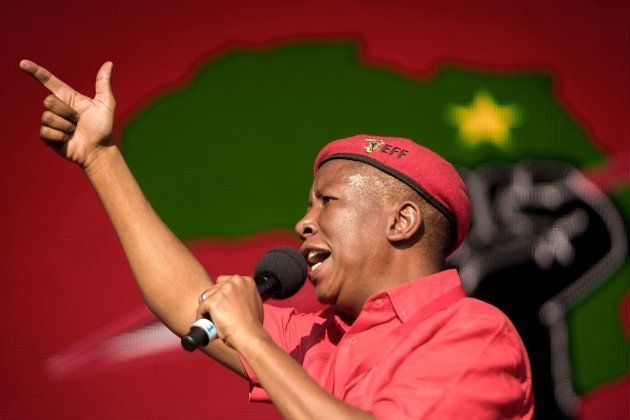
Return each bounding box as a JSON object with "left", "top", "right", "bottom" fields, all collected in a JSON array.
[{"left": 296, "top": 134, "right": 470, "bottom": 315}]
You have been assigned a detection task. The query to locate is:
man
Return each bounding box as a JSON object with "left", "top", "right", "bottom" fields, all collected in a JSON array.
[{"left": 21, "top": 60, "right": 534, "bottom": 419}]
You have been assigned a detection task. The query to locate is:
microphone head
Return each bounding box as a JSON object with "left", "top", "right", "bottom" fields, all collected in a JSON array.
[{"left": 254, "top": 246, "right": 307, "bottom": 299}]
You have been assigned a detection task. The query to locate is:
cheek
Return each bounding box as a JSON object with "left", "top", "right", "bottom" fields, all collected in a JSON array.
[
  {"left": 334, "top": 233, "right": 372, "bottom": 275},
  {"left": 341, "top": 210, "right": 381, "bottom": 243},
  {"left": 322, "top": 206, "right": 382, "bottom": 262}
]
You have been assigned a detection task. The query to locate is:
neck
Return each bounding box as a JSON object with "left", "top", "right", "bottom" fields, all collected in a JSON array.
[
  {"left": 373, "top": 251, "right": 444, "bottom": 295},
  {"left": 339, "top": 249, "right": 444, "bottom": 319}
]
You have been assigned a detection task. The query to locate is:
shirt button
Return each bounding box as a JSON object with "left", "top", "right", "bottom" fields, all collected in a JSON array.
[{"left": 349, "top": 337, "right": 357, "bottom": 345}]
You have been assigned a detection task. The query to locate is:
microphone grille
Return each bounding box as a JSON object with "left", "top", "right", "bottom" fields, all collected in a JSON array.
[{"left": 254, "top": 246, "right": 307, "bottom": 299}]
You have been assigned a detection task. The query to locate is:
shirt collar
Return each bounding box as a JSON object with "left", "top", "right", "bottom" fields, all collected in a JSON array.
[
  {"left": 328, "top": 269, "right": 466, "bottom": 333},
  {"left": 366, "top": 268, "right": 466, "bottom": 323}
]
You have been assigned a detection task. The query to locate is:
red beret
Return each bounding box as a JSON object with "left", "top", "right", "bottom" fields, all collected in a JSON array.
[{"left": 314, "top": 134, "right": 470, "bottom": 256}]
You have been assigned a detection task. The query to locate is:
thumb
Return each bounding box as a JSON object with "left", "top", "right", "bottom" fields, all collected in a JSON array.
[{"left": 94, "top": 61, "right": 114, "bottom": 106}]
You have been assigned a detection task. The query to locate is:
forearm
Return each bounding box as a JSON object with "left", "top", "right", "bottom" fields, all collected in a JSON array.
[
  {"left": 84, "top": 144, "right": 248, "bottom": 377},
  {"left": 84, "top": 144, "right": 210, "bottom": 335},
  {"left": 237, "top": 330, "right": 374, "bottom": 420},
  {"left": 20, "top": 60, "right": 245, "bottom": 376}
]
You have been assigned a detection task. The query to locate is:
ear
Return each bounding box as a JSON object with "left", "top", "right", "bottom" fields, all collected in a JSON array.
[{"left": 386, "top": 201, "right": 422, "bottom": 243}]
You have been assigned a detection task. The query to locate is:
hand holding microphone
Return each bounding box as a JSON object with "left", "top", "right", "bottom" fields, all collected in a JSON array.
[{"left": 182, "top": 247, "right": 307, "bottom": 352}]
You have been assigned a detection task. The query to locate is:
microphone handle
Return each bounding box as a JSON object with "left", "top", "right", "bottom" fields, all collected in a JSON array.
[{"left": 180, "top": 275, "right": 279, "bottom": 352}]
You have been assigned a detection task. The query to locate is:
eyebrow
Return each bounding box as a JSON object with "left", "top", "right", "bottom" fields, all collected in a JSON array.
[{"left": 305, "top": 187, "right": 324, "bottom": 209}]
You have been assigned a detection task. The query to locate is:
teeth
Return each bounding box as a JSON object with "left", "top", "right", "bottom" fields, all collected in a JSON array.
[
  {"left": 312, "top": 262, "right": 322, "bottom": 270},
  {"left": 307, "top": 250, "right": 328, "bottom": 264}
]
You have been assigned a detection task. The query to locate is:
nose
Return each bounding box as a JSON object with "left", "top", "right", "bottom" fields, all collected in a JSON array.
[{"left": 295, "top": 209, "right": 318, "bottom": 240}]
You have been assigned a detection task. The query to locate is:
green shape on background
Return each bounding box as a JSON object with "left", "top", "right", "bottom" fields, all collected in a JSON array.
[
  {"left": 569, "top": 187, "right": 630, "bottom": 393},
  {"left": 121, "top": 42, "right": 625, "bottom": 393},
  {"left": 122, "top": 43, "right": 604, "bottom": 240}
]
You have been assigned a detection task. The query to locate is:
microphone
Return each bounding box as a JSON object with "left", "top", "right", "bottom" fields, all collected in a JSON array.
[{"left": 181, "top": 246, "right": 307, "bottom": 352}]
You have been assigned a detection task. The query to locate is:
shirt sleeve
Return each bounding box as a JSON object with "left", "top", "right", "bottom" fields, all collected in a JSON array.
[
  {"left": 237, "top": 303, "right": 311, "bottom": 402},
  {"left": 366, "top": 312, "right": 534, "bottom": 419}
]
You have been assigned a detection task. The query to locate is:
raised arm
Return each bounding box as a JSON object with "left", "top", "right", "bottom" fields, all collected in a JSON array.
[{"left": 20, "top": 60, "right": 246, "bottom": 377}]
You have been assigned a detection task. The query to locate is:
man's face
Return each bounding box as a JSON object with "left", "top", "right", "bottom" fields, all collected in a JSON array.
[{"left": 296, "top": 160, "right": 390, "bottom": 313}]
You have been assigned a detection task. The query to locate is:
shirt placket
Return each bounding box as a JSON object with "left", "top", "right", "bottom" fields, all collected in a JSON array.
[
  {"left": 330, "top": 298, "right": 394, "bottom": 397},
  {"left": 330, "top": 333, "right": 357, "bottom": 397}
]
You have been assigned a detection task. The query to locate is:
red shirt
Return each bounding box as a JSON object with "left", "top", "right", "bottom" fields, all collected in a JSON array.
[{"left": 240, "top": 269, "right": 534, "bottom": 418}]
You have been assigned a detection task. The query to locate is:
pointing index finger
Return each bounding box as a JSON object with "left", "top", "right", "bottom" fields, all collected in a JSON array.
[{"left": 19, "top": 59, "right": 76, "bottom": 98}]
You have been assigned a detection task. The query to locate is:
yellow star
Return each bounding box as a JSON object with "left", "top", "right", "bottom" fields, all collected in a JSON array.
[{"left": 448, "top": 91, "right": 521, "bottom": 148}]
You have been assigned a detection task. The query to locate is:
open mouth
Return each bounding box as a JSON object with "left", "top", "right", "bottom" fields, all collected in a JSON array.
[{"left": 307, "top": 250, "right": 331, "bottom": 273}]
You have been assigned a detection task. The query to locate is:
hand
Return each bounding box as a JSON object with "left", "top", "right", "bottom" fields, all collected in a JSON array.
[
  {"left": 196, "top": 275, "right": 266, "bottom": 349},
  {"left": 20, "top": 59, "right": 116, "bottom": 168}
]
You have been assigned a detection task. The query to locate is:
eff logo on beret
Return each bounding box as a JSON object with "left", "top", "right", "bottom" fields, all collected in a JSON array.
[{"left": 363, "top": 138, "right": 409, "bottom": 158}]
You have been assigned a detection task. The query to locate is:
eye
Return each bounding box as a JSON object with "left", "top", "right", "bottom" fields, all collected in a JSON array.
[{"left": 322, "top": 196, "right": 333, "bottom": 205}]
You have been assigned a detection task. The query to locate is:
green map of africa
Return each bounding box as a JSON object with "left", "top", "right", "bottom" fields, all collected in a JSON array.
[{"left": 121, "top": 43, "right": 628, "bottom": 394}]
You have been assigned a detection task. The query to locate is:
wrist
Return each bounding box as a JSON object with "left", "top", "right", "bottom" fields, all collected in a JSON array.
[
  {"left": 83, "top": 140, "right": 118, "bottom": 174},
  {"left": 228, "top": 324, "right": 271, "bottom": 354}
]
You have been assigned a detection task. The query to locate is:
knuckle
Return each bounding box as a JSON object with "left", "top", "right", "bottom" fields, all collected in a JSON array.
[
  {"left": 43, "top": 95, "right": 54, "bottom": 108},
  {"left": 237, "top": 276, "right": 252, "bottom": 288},
  {"left": 40, "top": 70, "right": 51, "bottom": 85},
  {"left": 41, "top": 111, "right": 52, "bottom": 124}
]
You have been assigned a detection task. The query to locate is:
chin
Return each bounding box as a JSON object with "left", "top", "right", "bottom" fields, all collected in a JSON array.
[
  {"left": 316, "top": 292, "right": 336, "bottom": 306},
  {"left": 314, "top": 286, "right": 338, "bottom": 306}
]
